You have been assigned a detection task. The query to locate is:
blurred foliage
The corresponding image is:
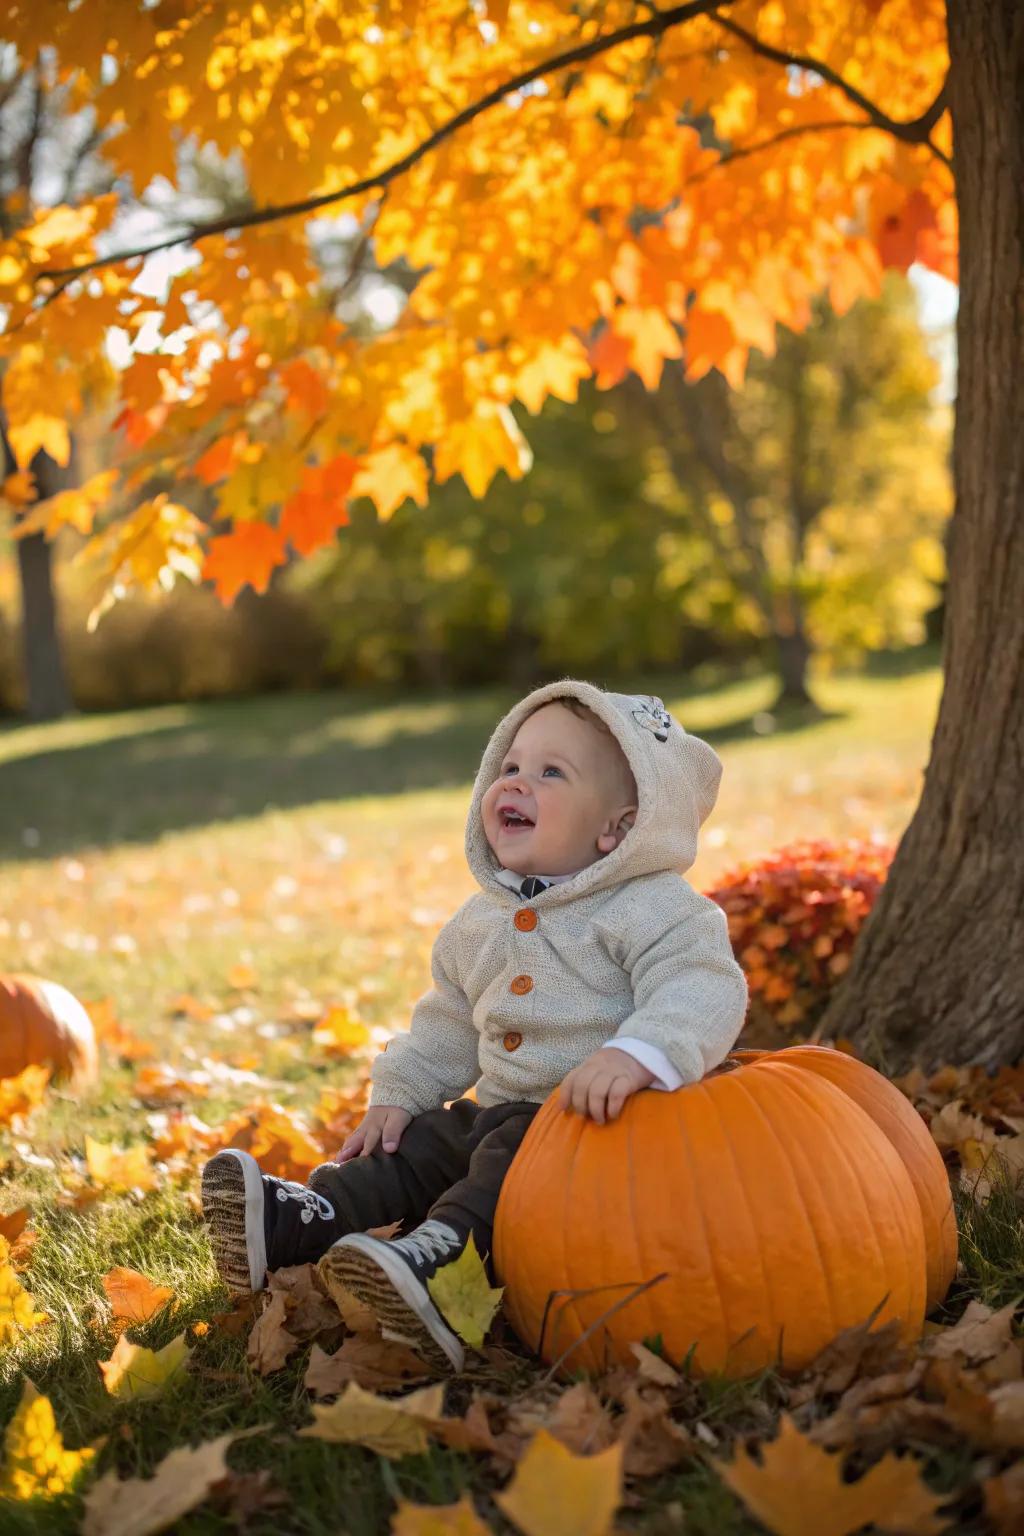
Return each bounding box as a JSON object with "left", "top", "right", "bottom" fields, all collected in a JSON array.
[{"left": 0, "top": 281, "right": 949, "bottom": 712}]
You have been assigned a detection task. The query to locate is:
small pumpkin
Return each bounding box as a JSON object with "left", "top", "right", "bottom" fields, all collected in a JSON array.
[
  {"left": 494, "top": 1050, "right": 928, "bottom": 1377},
  {"left": 731, "top": 1046, "right": 956, "bottom": 1309},
  {"left": 0, "top": 975, "right": 99, "bottom": 1086}
]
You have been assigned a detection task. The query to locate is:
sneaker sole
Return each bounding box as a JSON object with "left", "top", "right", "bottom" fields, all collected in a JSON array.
[
  {"left": 318, "top": 1237, "right": 465, "bottom": 1373},
  {"left": 201, "top": 1150, "right": 267, "bottom": 1296}
]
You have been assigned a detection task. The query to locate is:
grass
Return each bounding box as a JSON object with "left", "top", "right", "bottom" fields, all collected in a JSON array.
[{"left": 4, "top": 650, "right": 1015, "bottom": 1534}]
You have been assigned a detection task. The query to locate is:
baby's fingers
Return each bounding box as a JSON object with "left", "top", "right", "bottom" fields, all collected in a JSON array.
[
  {"left": 336, "top": 1128, "right": 365, "bottom": 1164},
  {"left": 381, "top": 1110, "right": 408, "bottom": 1153},
  {"left": 606, "top": 1075, "right": 633, "bottom": 1121},
  {"left": 587, "top": 1074, "right": 613, "bottom": 1125},
  {"left": 359, "top": 1121, "right": 383, "bottom": 1158}
]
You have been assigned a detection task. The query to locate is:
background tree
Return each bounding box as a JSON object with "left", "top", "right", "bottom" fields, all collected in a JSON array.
[{"left": 0, "top": 1, "right": 1017, "bottom": 1072}]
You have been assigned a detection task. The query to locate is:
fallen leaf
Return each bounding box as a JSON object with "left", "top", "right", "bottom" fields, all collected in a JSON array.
[
  {"left": 927, "top": 1100, "right": 992, "bottom": 1153},
  {"left": 328, "top": 1278, "right": 380, "bottom": 1333},
  {"left": 0, "top": 1380, "right": 95, "bottom": 1499},
  {"left": 98, "top": 1332, "right": 191, "bottom": 1401},
  {"left": 312, "top": 1005, "right": 371, "bottom": 1056},
  {"left": 718, "top": 1413, "right": 947, "bottom": 1535},
  {"left": 85, "top": 1136, "right": 156, "bottom": 1192},
  {"left": 925, "top": 1300, "right": 1020, "bottom": 1364},
  {"left": 247, "top": 1289, "right": 299, "bottom": 1375},
  {"left": 790, "top": 1315, "right": 908, "bottom": 1406},
  {"left": 0, "top": 1064, "right": 50, "bottom": 1127},
  {"left": 391, "top": 1495, "right": 492, "bottom": 1535},
  {"left": 984, "top": 1461, "right": 1024, "bottom": 1535},
  {"left": 508, "top": 1383, "right": 616, "bottom": 1459},
  {"left": 617, "top": 1386, "right": 693, "bottom": 1477},
  {"left": 102, "top": 1267, "right": 176, "bottom": 1326},
  {"left": 495, "top": 1428, "right": 623, "bottom": 1536},
  {"left": 131, "top": 1064, "right": 209, "bottom": 1106},
  {"left": 0, "top": 1207, "right": 31, "bottom": 1245},
  {"left": 0, "top": 1255, "right": 49, "bottom": 1344},
  {"left": 226, "top": 962, "right": 258, "bottom": 990},
  {"left": 426, "top": 1232, "right": 503, "bottom": 1349},
  {"left": 210, "top": 1100, "right": 324, "bottom": 1182},
  {"left": 305, "top": 1334, "right": 432, "bottom": 1396},
  {"left": 82, "top": 1431, "right": 242, "bottom": 1536},
  {"left": 298, "top": 1381, "right": 446, "bottom": 1458},
  {"left": 630, "top": 1341, "right": 682, "bottom": 1387}
]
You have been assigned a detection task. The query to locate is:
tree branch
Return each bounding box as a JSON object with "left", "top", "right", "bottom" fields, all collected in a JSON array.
[
  {"left": 710, "top": 13, "right": 951, "bottom": 168},
  {"left": 35, "top": 0, "right": 951, "bottom": 286}
]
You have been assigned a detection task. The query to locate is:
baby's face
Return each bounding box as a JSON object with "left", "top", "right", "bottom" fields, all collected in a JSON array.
[{"left": 481, "top": 703, "right": 638, "bottom": 877}]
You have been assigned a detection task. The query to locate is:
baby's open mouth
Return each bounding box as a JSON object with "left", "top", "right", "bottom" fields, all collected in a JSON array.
[{"left": 500, "top": 809, "right": 534, "bottom": 830}]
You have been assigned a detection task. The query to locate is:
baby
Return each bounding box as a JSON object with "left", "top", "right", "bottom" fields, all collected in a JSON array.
[{"left": 201, "top": 679, "right": 748, "bottom": 1370}]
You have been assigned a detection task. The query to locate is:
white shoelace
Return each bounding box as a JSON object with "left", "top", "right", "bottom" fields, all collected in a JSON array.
[
  {"left": 393, "top": 1220, "right": 463, "bottom": 1265},
  {"left": 274, "top": 1179, "right": 335, "bottom": 1224}
]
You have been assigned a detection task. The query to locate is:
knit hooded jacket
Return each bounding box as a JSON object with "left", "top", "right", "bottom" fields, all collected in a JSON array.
[{"left": 370, "top": 679, "right": 749, "bottom": 1117}]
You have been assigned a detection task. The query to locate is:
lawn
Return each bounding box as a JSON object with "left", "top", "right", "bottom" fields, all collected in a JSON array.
[{"left": 2, "top": 653, "right": 1020, "bottom": 1535}]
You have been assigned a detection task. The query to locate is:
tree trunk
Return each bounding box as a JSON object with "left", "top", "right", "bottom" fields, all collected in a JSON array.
[
  {"left": 772, "top": 618, "right": 815, "bottom": 708},
  {"left": 16, "top": 527, "right": 72, "bottom": 720},
  {"left": 824, "top": 0, "right": 1024, "bottom": 1072}
]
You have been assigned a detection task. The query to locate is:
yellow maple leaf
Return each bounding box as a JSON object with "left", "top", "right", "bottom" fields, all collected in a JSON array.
[
  {"left": 352, "top": 442, "right": 429, "bottom": 521},
  {"left": 85, "top": 1135, "right": 157, "bottom": 1192},
  {"left": 433, "top": 402, "right": 533, "bottom": 499},
  {"left": 6, "top": 412, "right": 70, "bottom": 470},
  {"left": 312, "top": 1005, "right": 371, "bottom": 1056},
  {"left": 0, "top": 1257, "right": 49, "bottom": 1345},
  {"left": 513, "top": 338, "right": 592, "bottom": 415},
  {"left": 0, "top": 1381, "right": 94, "bottom": 1500},
  {"left": 0, "top": 1063, "right": 51, "bottom": 1128},
  {"left": 391, "top": 1494, "right": 492, "bottom": 1535},
  {"left": 298, "top": 1381, "right": 446, "bottom": 1459},
  {"left": 11, "top": 468, "right": 119, "bottom": 541},
  {"left": 426, "top": 1233, "right": 503, "bottom": 1350},
  {"left": 495, "top": 1429, "right": 623, "bottom": 1536},
  {"left": 717, "top": 1413, "right": 947, "bottom": 1536},
  {"left": 98, "top": 1331, "right": 191, "bottom": 1402}
]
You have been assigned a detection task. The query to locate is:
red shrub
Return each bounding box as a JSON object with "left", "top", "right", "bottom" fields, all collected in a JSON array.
[{"left": 704, "top": 838, "right": 896, "bottom": 1043}]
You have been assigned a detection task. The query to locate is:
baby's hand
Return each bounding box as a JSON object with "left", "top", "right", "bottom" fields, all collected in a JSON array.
[
  {"left": 335, "top": 1106, "right": 412, "bottom": 1163},
  {"left": 559, "top": 1048, "right": 655, "bottom": 1125}
]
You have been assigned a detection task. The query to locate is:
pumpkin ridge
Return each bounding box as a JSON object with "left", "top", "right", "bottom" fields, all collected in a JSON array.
[
  {"left": 706, "top": 1075, "right": 786, "bottom": 1363},
  {"left": 554, "top": 1106, "right": 588, "bottom": 1367},
  {"left": 765, "top": 1064, "right": 924, "bottom": 1336},
  {"left": 722, "top": 1066, "right": 835, "bottom": 1356},
  {"left": 758, "top": 1062, "right": 890, "bottom": 1314},
  {"left": 622, "top": 1094, "right": 654, "bottom": 1364},
  {"left": 672, "top": 1082, "right": 732, "bottom": 1368}
]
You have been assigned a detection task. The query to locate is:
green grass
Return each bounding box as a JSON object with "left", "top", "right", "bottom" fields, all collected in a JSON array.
[{"left": 7, "top": 651, "right": 1012, "bottom": 1535}]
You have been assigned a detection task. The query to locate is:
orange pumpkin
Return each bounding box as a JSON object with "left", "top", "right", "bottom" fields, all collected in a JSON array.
[
  {"left": 494, "top": 1051, "right": 927, "bottom": 1377},
  {"left": 731, "top": 1046, "right": 956, "bottom": 1309},
  {"left": 0, "top": 975, "right": 99, "bottom": 1086}
]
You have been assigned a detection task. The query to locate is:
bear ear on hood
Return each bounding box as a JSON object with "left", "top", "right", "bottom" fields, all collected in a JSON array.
[{"left": 463, "top": 679, "right": 725, "bottom": 903}]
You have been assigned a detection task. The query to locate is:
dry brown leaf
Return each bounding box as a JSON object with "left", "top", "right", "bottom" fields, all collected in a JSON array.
[
  {"left": 329, "top": 1278, "right": 380, "bottom": 1334},
  {"left": 102, "top": 1267, "right": 176, "bottom": 1326},
  {"left": 495, "top": 1428, "right": 623, "bottom": 1536},
  {"left": 427, "top": 1393, "right": 523, "bottom": 1464},
  {"left": 617, "top": 1386, "right": 693, "bottom": 1478},
  {"left": 367, "top": 1219, "right": 404, "bottom": 1240},
  {"left": 246, "top": 1290, "right": 299, "bottom": 1375},
  {"left": 82, "top": 1431, "right": 239, "bottom": 1536},
  {"left": 298, "top": 1381, "right": 446, "bottom": 1459},
  {"left": 265, "top": 1263, "right": 342, "bottom": 1341},
  {"left": 629, "top": 1342, "right": 682, "bottom": 1387},
  {"left": 304, "top": 1334, "right": 432, "bottom": 1396},
  {"left": 984, "top": 1461, "right": 1024, "bottom": 1535},
  {"left": 927, "top": 1100, "right": 992, "bottom": 1152},
  {"left": 0, "top": 1207, "right": 31, "bottom": 1245},
  {"left": 720, "top": 1413, "right": 947, "bottom": 1535},
  {"left": 924, "top": 1300, "right": 1020, "bottom": 1364},
  {"left": 790, "top": 1316, "right": 908, "bottom": 1406},
  {"left": 391, "top": 1495, "right": 492, "bottom": 1535}
]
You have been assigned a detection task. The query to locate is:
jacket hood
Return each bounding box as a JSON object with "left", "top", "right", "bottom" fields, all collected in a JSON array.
[{"left": 465, "top": 678, "right": 724, "bottom": 905}]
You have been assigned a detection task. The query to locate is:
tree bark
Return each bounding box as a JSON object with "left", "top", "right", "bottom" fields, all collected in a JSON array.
[
  {"left": 824, "top": 0, "right": 1024, "bottom": 1071},
  {"left": 15, "top": 527, "right": 72, "bottom": 720}
]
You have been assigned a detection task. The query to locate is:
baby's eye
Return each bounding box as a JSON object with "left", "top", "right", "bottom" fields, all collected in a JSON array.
[{"left": 543, "top": 766, "right": 563, "bottom": 777}]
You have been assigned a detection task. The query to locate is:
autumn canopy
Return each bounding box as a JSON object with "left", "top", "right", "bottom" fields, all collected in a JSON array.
[{"left": 0, "top": 0, "right": 952, "bottom": 611}]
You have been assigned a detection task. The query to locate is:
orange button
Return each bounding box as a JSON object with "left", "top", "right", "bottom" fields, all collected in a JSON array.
[
  {"left": 509, "top": 974, "right": 534, "bottom": 995},
  {"left": 503, "top": 1031, "right": 523, "bottom": 1051},
  {"left": 514, "top": 909, "right": 538, "bottom": 931}
]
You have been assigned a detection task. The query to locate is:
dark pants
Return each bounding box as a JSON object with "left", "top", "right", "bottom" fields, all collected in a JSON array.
[{"left": 307, "top": 1099, "right": 539, "bottom": 1264}]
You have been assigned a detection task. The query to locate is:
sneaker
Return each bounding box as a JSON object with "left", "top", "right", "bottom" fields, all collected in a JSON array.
[
  {"left": 201, "top": 1149, "right": 342, "bottom": 1296},
  {"left": 318, "top": 1219, "right": 468, "bottom": 1372}
]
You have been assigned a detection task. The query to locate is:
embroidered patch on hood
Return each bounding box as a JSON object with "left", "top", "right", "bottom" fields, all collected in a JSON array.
[{"left": 465, "top": 677, "right": 724, "bottom": 903}]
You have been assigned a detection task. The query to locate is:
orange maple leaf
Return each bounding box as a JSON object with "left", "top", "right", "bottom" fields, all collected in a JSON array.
[{"left": 202, "top": 521, "right": 288, "bottom": 603}]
